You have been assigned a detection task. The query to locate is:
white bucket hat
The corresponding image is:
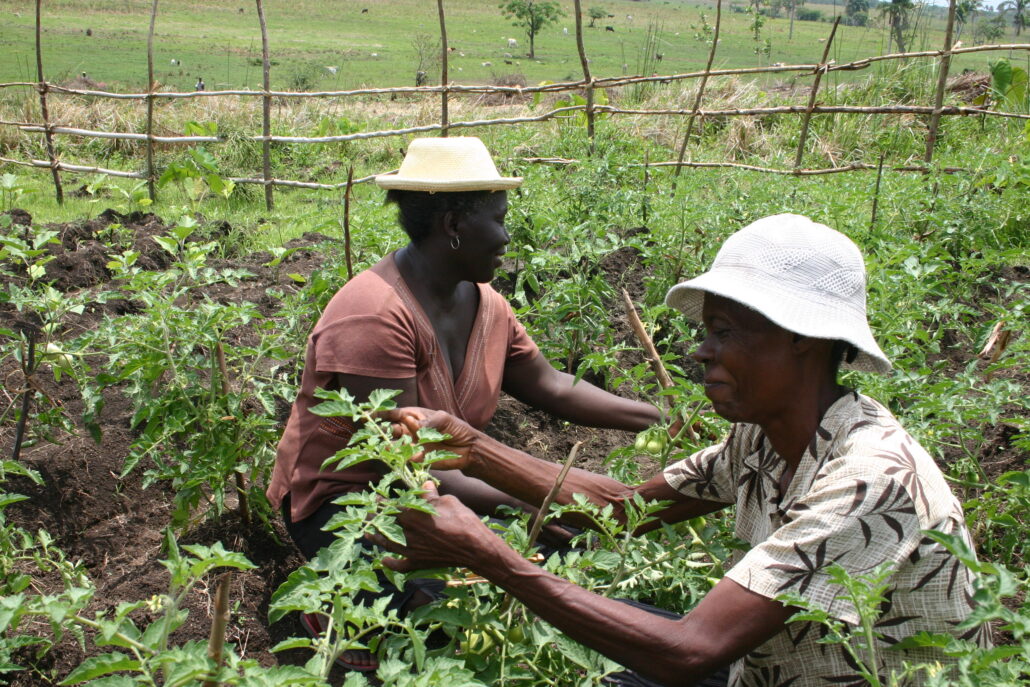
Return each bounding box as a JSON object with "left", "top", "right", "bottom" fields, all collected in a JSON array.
[
  {"left": 665, "top": 214, "right": 891, "bottom": 374},
  {"left": 375, "top": 137, "right": 522, "bottom": 192}
]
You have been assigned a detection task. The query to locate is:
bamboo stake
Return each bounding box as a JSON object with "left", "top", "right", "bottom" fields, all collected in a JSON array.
[
  {"left": 572, "top": 0, "right": 595, "bottom": 148},
  {"left": 255, "top": 0, "right": 274, "bottom": 211},
  {"left": 343, "top": 165, "right": 354, "bottom": 280},
  {"left": 795, "top": 16, "right": 841, "bottom": 170},
  {"left": 201, "top": 573, "right": 232, "bottom": 687},
  {"left": 34, "top": 0, "right": 63, "bottom": 204},
  {"left": 673, "top": 0, "right": 721, "bottom": 181},
  {"left": 216, "top": 341, "right": 250, "bottom": 527},
  {"left": 620, "top": 289, "right": 675, "bottom": 395},
  {"left": 11, "top": 334, "right": 35, "bottom": 464},
  {"left": 525, "top": 441, "right": 584, "bottom": 555},
  {"left": 924, "top": 0, "right": 958, "bottom": 164},
  {"left": 437, "top": 0, "right": 449, "bottom": 136},
  {"left": 145, "top": 0, "right": 159, "bottom": 203},
  {"left": 870, "top": 150, "right": 885, "bottom": 230}
]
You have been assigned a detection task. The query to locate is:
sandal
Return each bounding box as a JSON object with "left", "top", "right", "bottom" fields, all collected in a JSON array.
[{"left": 299, "top": 612, "right": 380, "bottom": 672}]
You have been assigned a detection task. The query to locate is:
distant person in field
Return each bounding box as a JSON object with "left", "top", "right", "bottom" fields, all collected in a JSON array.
[
  {"left": 381, "top": 214, "right": 989, "bottom": 686},
  {"left": 195, "top": 77, "right": 205, "bottom": 91},
  {"left": 268, "top": 136, "right": 667, "bottom": 671}
]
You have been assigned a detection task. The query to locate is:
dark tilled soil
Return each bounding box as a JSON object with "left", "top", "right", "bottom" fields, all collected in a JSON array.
[{"left": 0, "top": 209, "right": 1024, "bottom": 684}]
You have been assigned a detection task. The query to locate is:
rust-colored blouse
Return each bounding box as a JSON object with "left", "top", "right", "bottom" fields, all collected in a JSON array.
[{"left": 267, "top": 253, "right": 539, "bottom": 522}]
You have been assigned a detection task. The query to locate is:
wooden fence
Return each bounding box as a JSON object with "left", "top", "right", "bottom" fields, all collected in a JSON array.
[{"left": 0, "top": 0, "right": 1028, "bottom": 210}]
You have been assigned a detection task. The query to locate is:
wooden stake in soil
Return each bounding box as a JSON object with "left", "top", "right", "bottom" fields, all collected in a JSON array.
[
  {"left": 255, "top": 0, "right": 274, "bottom": 211},
  {"left": 34, "top": 0, "right": 63, "bottom": 205},
  {"left": 437, "top": 0, "right": 449, "bottom": 136},
  {"left": 673, "top": 0, "right": 722, "bottom": 183},
  {"left": 620, "top": 289, "right": 674, "bottom": 393},
  {"left": 525, "top": 441, "right": 583, "bottom": 555},
  {"left": 924, "top": 0, "right": 958, "bottom": 164},
  {"left": 201, "top": 573, "right": 232, "bottom": 687},
  {"left": 572, "top": 0, "right": 595, "bottom": 149},
  {"left": 870, "top": 150, "right": 885, "bottom": 230},
  {"left": 145, "top": 0, "right": 159, "bottom": 203},
  {"left": 11, "top": 333, "right": 36, "bottom": 464},
  {"left": 794, "top": 16, "right": 841, "bottom": 170},
  {"left": 343, "top": 165, "right": 354, "bottom": 280},
  {"left": 216, "top": 341, "right": 250, "bottom": 527}
]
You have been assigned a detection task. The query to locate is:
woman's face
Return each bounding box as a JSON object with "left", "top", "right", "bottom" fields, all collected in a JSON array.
[
  {"left": 453, "top": 191, "right": 510, "bottom": 283},
  {"left": 691, "top": 294, "right": 800, "bottom": 426}
]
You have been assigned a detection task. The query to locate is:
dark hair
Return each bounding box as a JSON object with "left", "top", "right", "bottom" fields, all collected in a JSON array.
[
  {"left": 384, "top": 189, "right": 498, "bottom": 243},
  {"left": 829, "top": 339, "right": 859, "bottom": 377}
]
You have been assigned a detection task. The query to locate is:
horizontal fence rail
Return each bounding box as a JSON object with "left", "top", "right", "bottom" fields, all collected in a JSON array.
[{"left": 1, "top": 0, "right": 1028, "bottom": 208}]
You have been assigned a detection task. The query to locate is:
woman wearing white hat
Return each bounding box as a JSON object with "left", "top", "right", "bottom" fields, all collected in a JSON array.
[
  {"left": 267, "top": 137, "right": 664, "bottom": 670},
  {"left": 380, "top": 214, "right": 986, "bottom": 686}
]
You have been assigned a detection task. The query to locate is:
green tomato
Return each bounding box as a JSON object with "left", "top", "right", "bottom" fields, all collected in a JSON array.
[
  {"left": 507, "top": 625, "right": 526, "bottom": 643},
  {"left": 646, "top": 439, "right": 664, "bottom": 453},
  {"left": 634, "top": 434, "right": 648, "bottom": 451}
]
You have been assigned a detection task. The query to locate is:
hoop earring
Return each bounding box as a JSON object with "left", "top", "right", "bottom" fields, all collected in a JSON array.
[{"left": 450, "top": 235, "right": 461, "bottom": 250}]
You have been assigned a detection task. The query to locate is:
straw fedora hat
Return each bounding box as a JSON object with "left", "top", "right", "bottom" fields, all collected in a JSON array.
[
  {"left": 665, "top": 214, "right": 892, "bottom": 374},
  {"left": 375, "top": 137, "right": 522, "bottom": 192}
]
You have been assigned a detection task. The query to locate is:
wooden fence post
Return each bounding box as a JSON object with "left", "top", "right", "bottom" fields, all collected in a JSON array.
[
  {"left": 146, "top": 0, "right": 159, "bottom": 202},
  {"left": 437, "top": 0, "right": 449, "bottom": 137},
  {"left": 673, "top": 0, "right": 721, "bottom": 182},
  {"left": 794, "top": 16, "right": 841, "bottom": 170},
  {"left": 572, "top": 0, "right": 595, "bottom": 149},
  {"left": 924, "top": 0, "right": 957, "bottom": 164},
  {"left": 34, "top": 0, "right": 63, "bottom": 205},
  {"left": 255, "top": 0, "right": 274, "bottom": 211}
]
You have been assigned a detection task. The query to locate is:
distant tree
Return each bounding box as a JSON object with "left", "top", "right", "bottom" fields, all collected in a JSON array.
[
  {"left": 499, "top": 0, "right": 565, "bottom": 58},
  {"left": 588, "top": 6, "right": 607, "bottom": 27},
  {"left": 974, "top": 13, "right": 1007, "bottom": 42},
  {"left": 954, "top": 0, "right": 982, "bottom": 40},
  {"left": 845, "top": 0, "right": 869, "bottom": 25},
  {"left": 879, "top": 0, "right": 915, "bottom": 52},
  {"left": 998, "top": 0, "right": 1028, "bottom": 36}
]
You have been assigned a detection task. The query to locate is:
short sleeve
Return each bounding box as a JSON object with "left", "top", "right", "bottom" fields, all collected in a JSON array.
[
  {"left": 311, "top": 314, "right": 417, "bottom": 378},
  {"left": 504, "top": 304, "right": 539, "bottom": 367},
  {"left": 662, "top": 425, "right": 750, "bottom": 505},
  {"left": 725, "top": 469, "right": 922, "bottom": 624}
]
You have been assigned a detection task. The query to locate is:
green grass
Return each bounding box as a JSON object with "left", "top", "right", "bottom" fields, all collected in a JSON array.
[{"left": 0, "top": 0, "right": 1020, "bottom": 93}]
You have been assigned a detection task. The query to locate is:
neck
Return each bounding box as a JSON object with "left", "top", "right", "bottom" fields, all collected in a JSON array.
[
  {"left": 396, "top": 243, "right": 464, "bottom": 307},
  {"left": 763, "top": 380, "right": 846, "bottom": 467}
]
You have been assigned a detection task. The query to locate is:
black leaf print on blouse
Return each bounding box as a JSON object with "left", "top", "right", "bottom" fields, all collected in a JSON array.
[
  {"left": 912, "top": 549, "right": 966, "bottom": 598},
  {"left": 871, "top": 591, "right": 920, "bottom": 645},
  {"left": 879, "top": 440, "right": 931, "bottom": 514},
  {"left": 675, "top": 454, "right": 724, "bottom": 500},
  {"left": 739, "top": 444, "right": 780, "bottom": 506},
  {"left": 769, "top": 540, "right": 830, "bottom": 594},
  {"left": 738, "top": 654, "right": 800, "bottom": 687},
  {"left": 844, "top": 479, "right": 916, "bottom": 547},
  {"left": 785, "top": 618, "right": 833, "bottom": 654}
]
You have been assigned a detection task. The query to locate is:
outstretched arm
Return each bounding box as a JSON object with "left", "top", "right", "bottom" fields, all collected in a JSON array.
[
  {"left": 502, "top": 353, "right": 662, "bottom": 432},
  {"left": 379, "top": 482, "right": 795, "bottom": 686}
]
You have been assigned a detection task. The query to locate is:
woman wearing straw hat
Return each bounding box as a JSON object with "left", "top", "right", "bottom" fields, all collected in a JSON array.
[
  {"left": 267, "top": 137, "right": 664, "bottom": 670},
  {"left": 380, "top": 214, "right": 986, "bottom": 686}
]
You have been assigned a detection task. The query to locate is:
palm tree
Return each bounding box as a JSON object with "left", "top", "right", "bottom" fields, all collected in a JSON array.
[
  {"left": 879, "top": 0, "right": 915, "bottom": 52},
  {"left": 997, "top": 0, "right": 1028, "bottom": 36}
]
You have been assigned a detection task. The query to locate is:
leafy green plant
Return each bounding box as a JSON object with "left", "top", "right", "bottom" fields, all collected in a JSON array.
[{"left": 158, "top": 123, "right": 235, "bottom": 209}]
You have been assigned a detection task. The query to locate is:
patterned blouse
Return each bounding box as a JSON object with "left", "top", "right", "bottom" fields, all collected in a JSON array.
[{"left": 663, "top": 392, "right": 988, "bottom": 686}]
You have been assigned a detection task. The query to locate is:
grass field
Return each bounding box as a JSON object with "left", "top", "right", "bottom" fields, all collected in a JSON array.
[{"left": 0, "top": 0, "right": 1022, "bottom": 93}]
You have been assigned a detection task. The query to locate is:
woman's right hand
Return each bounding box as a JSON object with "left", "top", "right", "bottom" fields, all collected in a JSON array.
[{"left": 385, "top": 407, "right": 480, "bottom": 471}]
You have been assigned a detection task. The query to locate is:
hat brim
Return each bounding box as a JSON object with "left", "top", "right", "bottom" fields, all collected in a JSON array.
[
  {"left": 665, "top": 278, "right": 892, "bottom": 375},
  {"left": 375, "top": 175, "right": 523, "bottom": 191}
]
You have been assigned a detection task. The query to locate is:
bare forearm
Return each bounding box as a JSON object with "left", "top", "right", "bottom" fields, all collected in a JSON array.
[{"left": 538, "top": 370, "right": 662, "bottom": 431}]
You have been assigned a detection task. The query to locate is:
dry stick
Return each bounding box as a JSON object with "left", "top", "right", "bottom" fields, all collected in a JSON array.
[
  {"left": 870, "top": 151, "right": 886, "bottom": 230},
  {"left": 525, "top": 441, "right": 584, "bottom": 555},
  {"left": 673, "top": 0, "right": 721, "bottom": 183},
  {"left": 924, "top": 0, "right": 958, "bottom": 164},
  {"left": 620, "top": 289, "right": 674, "bottom": 393},
  {"left": 145, "top": 0, "right": 159, "bottom": 202},
  {"left": 216, "top": 341, "right": 250, "bottom": 527},
  {"left": 572, "top": 0, "right": 595, "bottom": 149},
  {"left": 255, "top": 0, "right": 274, "bottom": 211},
  {"left": 343, "top": 166, "right": 354, "bottom": 280},
  {"left": 201, "top": 573, "right": 232, "bottom": 687},
  {"left": 794, "top": 16, "right": 841, "bottom": 170},
  {"left": 34, "top": 0, "right": 62, "bottom": 204},
  {"left": 11, "top": 334, "right": 35, "bottom": 464},
  {"left": 437, "top": 0, "right": 449, "bottom": 136}
]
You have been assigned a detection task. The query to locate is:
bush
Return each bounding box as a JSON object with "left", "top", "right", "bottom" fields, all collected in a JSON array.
[
  {"left": 797, "top": 8, "right": 824, "bottom": 21},
  {"left": 844, "top": 11, "right": 869, "bottom": 26}
]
